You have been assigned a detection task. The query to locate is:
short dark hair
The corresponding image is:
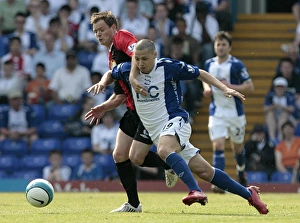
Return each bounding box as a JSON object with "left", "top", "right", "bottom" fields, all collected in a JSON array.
[
  {"left": 281, "top": 120, "right": 294, "bottom": 131},
  {"left": 279, "top": 57, "right": 294, "bottom": 66},
  {"left": 36, "top": 62, "right": 46, "bottom": 70},
  {"left": 214, "top": 31, "right": 232, "bottom": 46}
]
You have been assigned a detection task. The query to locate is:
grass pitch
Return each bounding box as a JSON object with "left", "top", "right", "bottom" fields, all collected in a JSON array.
[{"left": 1, "top": 192, "right": 300, "bottom": 223}]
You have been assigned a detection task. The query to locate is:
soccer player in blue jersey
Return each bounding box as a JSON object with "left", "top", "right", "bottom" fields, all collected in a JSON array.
[
  {"left": 88, "top": 39, "right": 268, "bottom": 214},
  {"left": 202, "top": 31, "right": 254, "bottom": 193}
]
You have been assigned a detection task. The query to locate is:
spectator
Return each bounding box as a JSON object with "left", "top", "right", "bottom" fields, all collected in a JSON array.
[
  {"left": 245, "top": 123, "right": 276, "bottom": 180},
  {"left": 1, "top": 36, "right": 33, "bottom": 82},
  {"left": 24, "top": 0, "right": 53, "bottom": 40},
  {"left": 8, "top": 12, "right": 39, "bottom": 56},
  {"left": 204, "top": 0, "right": 232, "bottom": 31},
  {"left": 91, "top": 110, "right": 119, "bottom": 155},
  {"left": 86, "top": 0, "right": 122, "bottom": 18},
  {"left": 275, "top": 121, "right": 300, "bottom": 183},
  {"left": 120, "top": 0, "right": 150, "bottom": 40},
  {"left": 0, "top": 60, "right": 22, "bottom": 104},
  {"left": 147, "top": 26, "right": 164, "bottom": 59},
  {"left": 184, "top": 0, "right": 219, "bottom": 67},
  {"left": 0, "top": 90, "right": 38, "bottom": 145},
  {"left": 264, "top": 77, "right": 296, "bottom": 143},
  {"left": 165, "top": 0, "right": 185, "bottom": 22},
  {"left": 273, "top": 57, "right": 300, "bottom": 94},
  {"left": 280, "top": 42, "right": 300, "bottom": 76},
  {"left": 120, "top": 0, "right": 155, "bottom": 20},
  {"left": 0, "top": 0, "right": 27, "bottom": 35},
  {"left": 63, "top": 95, "right": 94, "bottom": 137},
  {"left": 166, "top": 17, "right": 201, "bottom": 66},
  {"left": 42, "top": 17, "right": 74, "bottom": 53},
  {"left": 151, "top": 3, "right": 176, "bottom": 49},
  {"left": 57, "top": 4, "right": 79, "bottom": 45},
  {"left": 25, "top": 63, "right": 51, "bottom": 105},
  {"left": 77, "top": 6, "right": 99, "bottom": 50},
  {"left": 72, "top": 149, "right": 104, "bottom": 180},
  {"left": 43, "top": 149, "right": 72, "bottom": 182},
  {"left": 32, "top": 32, "right": 66, "bottom": 80},
  {"left": 48, "top": 50, "right": 92, "bottom": 104}
]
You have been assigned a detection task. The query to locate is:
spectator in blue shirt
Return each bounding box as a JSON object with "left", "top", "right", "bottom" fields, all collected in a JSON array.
[{"left": 72, "top": 149, "right": 104, "bottom": 180}]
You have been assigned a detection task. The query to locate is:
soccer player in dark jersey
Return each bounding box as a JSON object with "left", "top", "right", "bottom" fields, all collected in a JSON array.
[{"left": 89, "top": 11, "right": 178, "bottom": 213}]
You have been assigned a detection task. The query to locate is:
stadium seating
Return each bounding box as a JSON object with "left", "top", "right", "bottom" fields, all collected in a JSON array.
[
  {"left": 62, "top": 137, "right": 92, "bottom": 154},
  {"left": 48, "top": 104, "right": 79, "bottom": 121},
  {"left": 38, "top": 120, "right": 68, "bottom": 139},
  {"left": 30, "top": 138, "right": 62, "bottom": 155},
  {"left": 63, "top": 154, "right": 82, "bottom": 169},
  {"left": 31, "top": 104, "right": 47, "bottom": 124},
  {"left": 13, "top": 170, "right": 42, "bottom": 180},
  {"left": 20, "top": 154, "right": 49, "bottom": 171},
  {"left": 0, "top": 170, "right": 10, "bottom": 178},
  {"left": 270, "top": 171, "right": 293, "bottom": 183},
  {"left": 94, "top": 154, "right": 118, "bottom": 179},
  {"left": 0, "top": 155, "right": 20, "bottom": 171},
  {"left": 0, "top": 139, "right": 28, "bottom": 157},
  {"left": 246, "top": 171, "right": 269, "bottom": 183}
]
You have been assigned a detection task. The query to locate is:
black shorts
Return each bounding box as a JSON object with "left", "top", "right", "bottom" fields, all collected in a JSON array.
[{"left": 119, "top": 110, "right": 153, "bottom": 145}]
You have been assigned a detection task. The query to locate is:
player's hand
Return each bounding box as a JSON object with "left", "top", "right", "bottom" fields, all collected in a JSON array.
[
  {"left": 85, "top": 105, "right": 106, "bottom": 125},
  {"left": 222, "top": 87, "right": 245, "bottom": 101},
  {"left": 87, "top": 82, "right": 106, "bottom": 95},
  {"left": 129, "top": 77, "right": 148, "bottom": 96}
]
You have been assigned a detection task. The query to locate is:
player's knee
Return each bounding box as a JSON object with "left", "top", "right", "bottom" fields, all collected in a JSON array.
[
  {"left": 129, "top": 153, "right": 144, "bottom": 166},
  {"left": 112, "top": 149, "right": 129, "bottom": 163}
]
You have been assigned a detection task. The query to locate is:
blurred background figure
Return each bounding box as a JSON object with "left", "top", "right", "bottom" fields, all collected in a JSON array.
[
  {"left": 43, "top": 149, "right": 72, "bottom": 181},
  {"left": 72, "top": 149, "right": 104, "bottom": 180},
  {"left": 274, "top": 121, "right": 300, "bottom": 183},
  {"left": 245, "top": 123, "right": 276, "bottom": 181},
  {"left": 0, "top": 90, "right": 38, "bottom": 143},
  {"left": 25, "top": 63, "right": 52, "bottom": 105},
  {"left": 0, "top": 60, "right": 22, "bottom": 105},
  {"left": 91, "top": 111, "right": 119, "bottom": 155},
  {"left": 264, "top": 77, "right": 296, "bottom": 144},
  {"left": 48, "top": 50, "right": 92, "bottom": 105}
]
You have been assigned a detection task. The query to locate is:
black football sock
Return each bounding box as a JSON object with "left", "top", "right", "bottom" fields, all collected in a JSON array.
[
  {"left": 115, "top": 159, "right": 140, "bottom": 208},
  {"left": 141, "top": 151, "right": 171, "bottom": 170}
]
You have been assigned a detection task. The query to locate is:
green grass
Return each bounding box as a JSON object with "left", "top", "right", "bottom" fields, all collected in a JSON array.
[{"left": 1, "top": 192, "right": 300, "bottom": 223}]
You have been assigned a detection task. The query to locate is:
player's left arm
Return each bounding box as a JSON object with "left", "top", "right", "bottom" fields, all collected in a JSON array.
[{"left": 198, "top": 69, "right": 245, "bottom": 101}]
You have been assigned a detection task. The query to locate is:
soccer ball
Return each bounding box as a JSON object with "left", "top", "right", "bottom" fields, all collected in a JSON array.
[{"left": 26, "top": 179, "right": 54, "bottom": 208}]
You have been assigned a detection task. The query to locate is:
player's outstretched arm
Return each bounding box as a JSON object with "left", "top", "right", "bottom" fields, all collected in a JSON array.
[
  {"left": 129, "top": 57, "right": 148, "bottom": 96},
  {"left": 85, "top": 93, "right": 126, "bottom": 125},
  {"left": 198, "top": 69, "right": 245, "bottom": 101},
  {"left": 87, "top": 70, "right": 113, "bottom": 95}
]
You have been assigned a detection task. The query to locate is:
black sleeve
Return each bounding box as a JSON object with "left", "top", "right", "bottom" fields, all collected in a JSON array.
[{"left": 114, "top": 80, "right": 125, "bottom": 95}]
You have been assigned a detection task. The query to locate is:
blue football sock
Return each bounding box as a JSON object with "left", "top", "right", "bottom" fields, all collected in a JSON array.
[
  {"left": 166, "top": 152, "right": 201, "bottom": 192},
  {"left": 210, "top": 168, "right": 251, "bottom": 199},
  {"left": 235, "top": 148, "right": 246, "bottom": 173},
  {"left": 213, "top": 150, "right": 225, "bottom": 170}
]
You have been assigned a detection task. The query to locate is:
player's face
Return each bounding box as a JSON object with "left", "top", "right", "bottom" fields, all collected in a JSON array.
[
  {"left": 214, "top": 38, "right": 231, "bottom": 58},
  {"left": 93, "top": 20, "right": 116, "bottom": 48},
  {"left": 134, "top": 49, "right": 157, "bottom": 74}
]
